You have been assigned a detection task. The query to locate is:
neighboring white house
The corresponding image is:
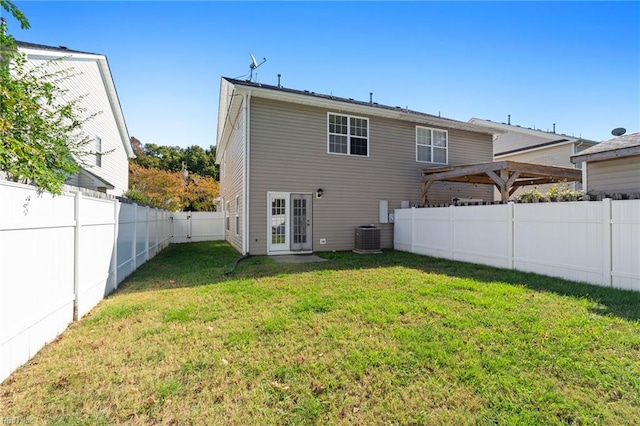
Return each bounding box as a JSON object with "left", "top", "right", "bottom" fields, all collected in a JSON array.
[
  {"left": 469, "top": 118, "right": 598, "bottom": 196},
  {"left": 15, "top": 41, "right": 134, "bottom": 196},
  {"left": 570, "top": 131, "right": 640, "bottom": 196}
]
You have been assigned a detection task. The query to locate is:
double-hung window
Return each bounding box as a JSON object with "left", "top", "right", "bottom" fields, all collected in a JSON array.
[
  {"left": 95, "top": 136, "right": 102, "bottom": 167},
  {"left": 416, "top": 127, "right": 448, "bottom": 164},
  {"left": 328, "top": 113, "right": 369, "bottom": 156}
]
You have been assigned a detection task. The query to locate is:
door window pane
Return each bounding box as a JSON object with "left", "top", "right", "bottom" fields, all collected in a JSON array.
[
  {"left": 271, "top": 198, "right": 286, "bottom": 244},
  {"left": 292, "top": 198, "right": 307, "bottom": 244}
]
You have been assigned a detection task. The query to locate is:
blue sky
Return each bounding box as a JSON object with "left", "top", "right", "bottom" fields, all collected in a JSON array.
[{"left": 4, "top": 1, "right": 639, "bottom": 148}]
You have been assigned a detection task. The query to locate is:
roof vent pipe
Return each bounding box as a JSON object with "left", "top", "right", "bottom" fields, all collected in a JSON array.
[
  {"left": 553, "top": 123, "right": 556, "bottom": 133},
  {"left": 369, "top": 92, "right": 373, "bottom": 104},
  {"left": 277, "top": 74, "right": 282, "bottom": 88},
  {"left": 508, "top": 114, "right": 511, "bottom": 125}
]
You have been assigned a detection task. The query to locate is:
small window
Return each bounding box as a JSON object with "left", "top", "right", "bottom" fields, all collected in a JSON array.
[
  {"left": 416, "top": 127, "right": 448, "bottom": 164},
  {"left": 95, "top": 136, "right": 102, "bottom": 167},
  {"left": 328, "top": 113, "right": 369, "bottom": 156},
  {"left": 225, "top": 201, "right": 230, "bottom": 232},
  {"left": 235, "top": 195, "right": 240, "bottom": 235}
]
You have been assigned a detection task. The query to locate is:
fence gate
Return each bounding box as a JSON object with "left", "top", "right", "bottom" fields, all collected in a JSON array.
[
  {"left": 171, "top": 211, "right": 225, "bottom": 243},
  {"left": 172, "top": 213, "right": 192, "bottom": 243}
]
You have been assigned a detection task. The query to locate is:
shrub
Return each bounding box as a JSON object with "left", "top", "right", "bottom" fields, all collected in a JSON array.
[
  {"left": 516, "top": 188, "right": 545, "bottom": 203},
  {"left": 546, "top": 183, "right": 585, "bottom": 201}
]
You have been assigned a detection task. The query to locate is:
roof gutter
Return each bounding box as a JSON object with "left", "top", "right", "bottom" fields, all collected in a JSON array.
[{"left": 571, "top": 147, "right": 640, "bottom": 164}]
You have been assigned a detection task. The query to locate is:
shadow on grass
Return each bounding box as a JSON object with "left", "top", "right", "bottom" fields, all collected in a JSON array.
[{"left": 117, "top": 240, "right": 640, "bottom": 323}]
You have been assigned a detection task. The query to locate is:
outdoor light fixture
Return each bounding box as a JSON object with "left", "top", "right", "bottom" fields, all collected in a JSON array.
[{"left": 316, "top": 188, "right": 323, "bottom": 199}]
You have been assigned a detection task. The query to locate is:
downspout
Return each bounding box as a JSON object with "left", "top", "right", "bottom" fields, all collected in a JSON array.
[
  {"left": 243, "top": 90, "right": 252, "bottom": 255},
  {"left": 224, "top": 253, "right": 251, "bottom": 276}
]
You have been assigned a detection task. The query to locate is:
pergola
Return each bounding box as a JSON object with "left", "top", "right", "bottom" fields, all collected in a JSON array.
[{"left": 421, "top": 160, "right": 583, "bottom": 204}]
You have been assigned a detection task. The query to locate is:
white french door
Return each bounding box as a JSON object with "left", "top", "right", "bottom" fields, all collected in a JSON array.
[
  {"left": 267, "top": 192, "right": 312, "bottom": 254},
  {"left": 268, "top": 192, "right": 289, "bottom": 252}
]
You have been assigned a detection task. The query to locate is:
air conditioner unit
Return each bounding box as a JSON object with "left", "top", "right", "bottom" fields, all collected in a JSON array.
[{"left": 354, "top": 225, "right": 381, "bottom": 254}]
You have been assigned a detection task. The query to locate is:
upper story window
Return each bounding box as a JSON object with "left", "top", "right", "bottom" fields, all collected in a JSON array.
[
  {"left": 328, "top": 113, "right": 369, "bottom": 156},
  {"left": 95, "top": 136, "right": 102, "bottom": 167},
  {"left": 416, "top": 127, "right": 448, "bottom": 164}
]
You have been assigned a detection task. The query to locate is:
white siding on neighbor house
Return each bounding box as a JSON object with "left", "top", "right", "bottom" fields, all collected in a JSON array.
[
  {"left": 219, "top": 102, "right": 246, "bottom": 254},
  {"left": 248, "top": 97, "right": 493, "bottom": 255},
  {"left": 586, "top": 156, "right": 640, "bottom": 194},
  {"left": 22, "top": 56, "right": 130, "bottom": 196}
]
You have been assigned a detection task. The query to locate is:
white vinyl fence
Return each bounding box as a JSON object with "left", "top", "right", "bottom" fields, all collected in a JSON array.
[
  {"left": 0, "top": 180, "right": 224, "bottom": 383},
  {"left": 394, "top": 199, "right": 640, "bottom": 291},
  {"left": 172, "top": 211, "right": 225, "bottom": 243}
]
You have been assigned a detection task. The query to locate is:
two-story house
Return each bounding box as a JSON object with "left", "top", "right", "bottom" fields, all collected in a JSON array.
[
  {"left": 216, "top": 77, "right": 498, "bottom": 255},
  {"left": 16, "top": 41, "right": 134, "bottom": 196}
]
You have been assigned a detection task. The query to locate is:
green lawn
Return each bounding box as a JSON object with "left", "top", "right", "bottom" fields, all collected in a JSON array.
[{"left": 2, "top": 241, "right": 640, "bottom": 425}]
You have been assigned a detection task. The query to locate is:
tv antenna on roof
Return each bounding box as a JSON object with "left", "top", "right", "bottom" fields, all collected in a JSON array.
[{"left": 248, "top": 53, "right": 266, "bottom": 82}]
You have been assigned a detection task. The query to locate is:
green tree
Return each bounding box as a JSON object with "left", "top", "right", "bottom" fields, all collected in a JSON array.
[
  {"left": 1, "top": 0, "right": 30, "bottom": 30},
  {"left": 1, "top": 3, "right": 98, "bottom": 194},
  {"left": 125, "top": 162, "right": 186, "bottom": 211},
  {"left": 125, "top": 162, "right": 219, "bottom": 211},
  {"left": 130, "top": 137, "right": 219, "bottom": 179},
  {"left": 183, "top": 173, "right": 219, "bottom": 212},
  {"left": 184, "top": 145, "right": 218, "bottom": 179},
  {"left": 127, "top": 137, "right": 220, "bottom": 211}
]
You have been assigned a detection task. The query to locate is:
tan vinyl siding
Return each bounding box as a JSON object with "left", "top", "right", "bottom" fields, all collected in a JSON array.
[
  {"left": 494, "top": 132, "right": 553, "bottom": 155},
  {"left": 587, "top": 156, "right": 640, "bottom": 194},
  {"left": 248, "top": 97, "right": 493, "bottom": 254},
  {"left": 498, "top": 144, "right": 574, "bottom": 168},
  {"left": 219, "top": 107, "right": 246, "bottom": 254}
]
